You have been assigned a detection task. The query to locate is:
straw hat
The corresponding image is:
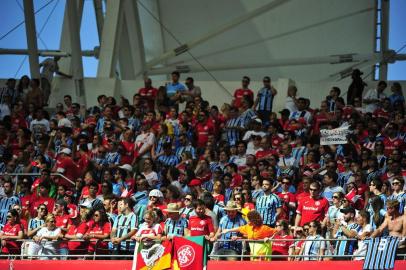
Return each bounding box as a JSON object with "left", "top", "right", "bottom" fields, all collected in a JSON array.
[
  {"left": 223, "top": 201, "right": 241, "bottom": 211},
  {"left": 165, "top": 203, "right": 180, "bottom": 213}
]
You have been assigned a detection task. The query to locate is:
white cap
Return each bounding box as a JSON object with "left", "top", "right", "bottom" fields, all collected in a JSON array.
[
  {"left": 149, "top": 189, "right": 164, "bottom": 198},
  {"left": 79, "top": 200, "right": 92, "bottom": 209},
  {"left": 60, "top": 148, "right": 72, "bottom": 155},
  {"left": 118, "top": 164, "right": 133, "bottom": 172},
  {"left": 254, "top": 118, "right": 262, "bottom": 124}
]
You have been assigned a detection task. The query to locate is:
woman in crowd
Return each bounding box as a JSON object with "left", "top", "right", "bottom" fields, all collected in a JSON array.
[
  {"left": 299, "top": 221, "right": 326, "bottom": 261},
  {"left": 0, "top": 209, "right": 24, "bottom": 255},
  {"left": 85, "top": 209, "right": 111, "bottom": 256},
  {"left": 164, "top": 184, "right": 182, "bottom": 207},
  {"left": 132, "top": 210, "right": 163, "bottom": 245},
  {"left": 353, "top": 210, "right": 372, "bottom": 260},
  {"left": 324, "top": 191, "right": 344, "bottom": 237},
  {"left": 30, "top": 214, "right": 62, "bottom": 260},
  {"left": 65, "top": 205, "right": 91, "bottom": 257},
  {"left": 267, "top": 220, "right": 294, "bottom": 261}
]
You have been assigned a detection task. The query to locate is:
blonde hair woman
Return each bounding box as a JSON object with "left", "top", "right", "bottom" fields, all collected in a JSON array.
[{"left": 29, "top": 214, "right": 62, "bottom": 260}]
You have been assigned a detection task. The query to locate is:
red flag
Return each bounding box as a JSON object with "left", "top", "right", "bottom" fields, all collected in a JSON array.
[{"left": 172, "top": 236, "right": 206, "bottom": 270}]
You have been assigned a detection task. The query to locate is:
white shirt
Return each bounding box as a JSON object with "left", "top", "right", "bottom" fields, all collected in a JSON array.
[
  {"left": 36, "top": 227, "right": 61, "bottom": 251},
  {"left": 353, "top": 224, "right": 372, "bottom": 260},
  {"left": 285, "top": 97, "right": 298, "bottom": 113},
  {"left": 0, "top": 104, "right": 10, "bottom": 120},
  {"left": 142, "top": 171, "right": 159, "bottom": 188},
  {"left": 40, "top": 58, "right": 57, "bottom": 81},
  {"left": 58, "top": 118, "right": 72, "bottom": 128},
  {"left": 363, "top": 88, "right": 386, "bottom": 113},
  {"left": 135, "top": 132, "right": 155, "bottom": 158}
]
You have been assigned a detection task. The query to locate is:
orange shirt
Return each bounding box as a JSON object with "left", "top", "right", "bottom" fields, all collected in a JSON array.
[{"left": 238, "top": 224, "right": 277, "bottom": 240}]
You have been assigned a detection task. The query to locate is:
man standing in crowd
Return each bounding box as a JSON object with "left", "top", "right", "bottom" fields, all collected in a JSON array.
[
  {"left": 187, "top": 199, "right": 215, "bottom": 239},
  {"left": 0, "top": 180, "right": 20, "bottom": 228},
  {"left": 255, "top": 178, "right": 281, "bottom": 227},
  {"left": 295, "top": 181, "right": 329, "bottom": 228},
  {"left": 111, "top": 198, "right": 138, "bottom": 256},
  {"left": 39, "top": 56, "right": 72, "bottom": 105},
  {"left": 138, "top": 77, "right": 158, "bottom": 112},
  {"left": 254, "top": 76, "right": 277, "bottom": 125},
  {"left": 333, "top": 207, "right": 360, "bottom": 258},
  {"left": 233, "top": 76, "right": 253, "bottom": 108}
]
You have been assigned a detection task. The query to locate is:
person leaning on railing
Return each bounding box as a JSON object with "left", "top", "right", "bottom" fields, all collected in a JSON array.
[
  {"left": 29, "top": 214, "right": 62, "bottom": 260},
  {"left": 298, "top": 221, "right": 325, "bottom": 261},
  {"left": 0, "top": 209, "right": 24, "bottom": 255}
]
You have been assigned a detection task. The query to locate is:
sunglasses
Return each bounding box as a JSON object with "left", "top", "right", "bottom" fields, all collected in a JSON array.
[
  {"left": 282, "top": 182, "right": 290, "bottom": 185},
  {"left": 392, "top": 182, "right": 401, "bottom": 186},
  {"left": 149, "top": 196, "right": 158, "bottom": 199},
  {"left": 184, "top": 198, "right": 192, "bottom": 201}
]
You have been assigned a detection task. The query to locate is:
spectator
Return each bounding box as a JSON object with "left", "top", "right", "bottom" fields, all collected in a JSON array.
[
  {"left": 187, "top": 199, "right": 215, "bottom": 239},
  {"left": 163, "top": 203, "right": 189, "bottom": 239},
  {"left": 213, "top": 201, "right": 246, "bottom": 257},
  {"left": 255, "top": 178, "right": 282, "bottom": 227},
  {"left": 267, "top": 219, "right": 294, "bottom": 260},
  {"left": 84, "top": 209, "right": 111, "bottom": 255},
  {"left": 299, "top": 221, "right": 325, "bottom": 261},
  {"left": 29, "top": 214, "right": 62, "bottom": 260},
  {"left": 353, "top": 210, "right": 372, "bottom": 260},
  {"left": 0, "top": 209, "right": 24, "bottom": 255},
  {"left": 138, "top": 78, "right": 158, "bottom": 112},
  {"left": 233, "top": 76, "right": 253, "bottom": 108},
  {"left": 295, "top": 181, "right": 329, "bottom": 228},
  {"left": 39, "top": 57, "right": 72, "bottom": 105},
  {"left": 111, "top": 198, "right": 138, "bottom": 257},
  {"left": 332, "top": 207, "right": 360, "bottom": 258},
  {"left": 254, "top": 76, "right": 277, "bottom": 125},
  {"left": 132, "top": 210, "right": 163, "bottom": 244},
  {"left": 0, "top": 179, "right": 20, "bottom": 228}
]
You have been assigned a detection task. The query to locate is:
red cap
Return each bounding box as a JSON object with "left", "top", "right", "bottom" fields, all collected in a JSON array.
[{"left": 188, "top": 178, "right": 202, "bottom": 187}]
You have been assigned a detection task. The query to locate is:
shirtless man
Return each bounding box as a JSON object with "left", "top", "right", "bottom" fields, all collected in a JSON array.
[{"left": 371, "top": 200, "right": 406, "bottom": 253}]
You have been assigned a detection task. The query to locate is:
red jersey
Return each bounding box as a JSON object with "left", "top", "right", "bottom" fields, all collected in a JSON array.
[
  {"left": 67, "top": 222, "right": 89, "bottom": 252},
  {"left": 87, "top": 222, "right": 111, "bottom": 253},
  {"left": 295, "top": 191, "right": 310, "bottom": 203},
  {"left": 383, "top": 136, "right": 405, "bottom": 156},
  {"left": 296, "top": 196, "right": 329, "bottom": 226},
  {"left": 212, "top": 194, "right": 224, "bottom": 205},
  {"left": 20, "top": 194, "right": 33, "bottom": 218},
  {"left": 373, "top": 108, "right": 390, "bottom": 120},
  {"left": 256, "top": 149, "right": 277, "bottom": 160},
  {"left": 188, "top": 215, "right": 214, "bottom": 236},
  {"left": 120, "top": 140, "right": 135, "bottom": 165},
  {"left": 0, "top": 222, "right": 23, "bottom": 254},
  {"left": 196, "top": 121, "right": 214, "bottom": 148},
  {"left": 276, "top": 192, "right": 297, "bottom": 221},
  {"left": 231, "top": 173, "right": 243, "bottom": 188},
  {"left": 54, "top": 156, "right": 80, "bottom": 186},
  {"left": 271, "top": 234, "right": 294, "bottom": 257},
  {"left": 31, "top": 196, "right": 55, "bottom": 217},
  {"left": 233, "top": 88, "right": 254, "bottom": 107},
  {"left": 138, "top": 87, "right": 158, "bottom": 111}
]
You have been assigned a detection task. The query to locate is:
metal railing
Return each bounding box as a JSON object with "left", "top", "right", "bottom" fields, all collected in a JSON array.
[{"left": 0, "top": 238, "right": 404, "bottom": 260}]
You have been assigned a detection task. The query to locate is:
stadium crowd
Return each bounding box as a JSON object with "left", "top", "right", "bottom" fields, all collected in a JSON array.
[{"left": 0, "top": 68, "right": 405, "bottom": 261}]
